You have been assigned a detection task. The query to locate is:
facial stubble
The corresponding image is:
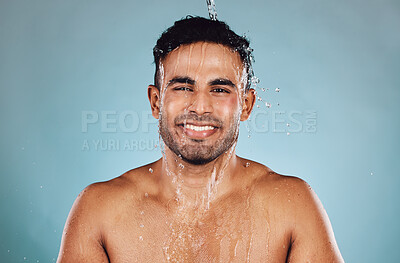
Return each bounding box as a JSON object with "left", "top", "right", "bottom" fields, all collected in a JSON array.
[{"left": 159, "top": 112, "right": 240, "bottom": 165}]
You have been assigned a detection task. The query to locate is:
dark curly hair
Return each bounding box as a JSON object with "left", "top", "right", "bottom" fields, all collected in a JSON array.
[{"left": 153, "top": 16, "right": 254, "bottom": 91}]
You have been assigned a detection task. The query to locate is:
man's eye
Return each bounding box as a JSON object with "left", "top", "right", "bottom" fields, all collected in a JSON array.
[
  {"left": 212, "top": 88, "right": 230, "bottom": 93},
  {"left": 174, "top": 86, "right": 192, "bottom": 91}
]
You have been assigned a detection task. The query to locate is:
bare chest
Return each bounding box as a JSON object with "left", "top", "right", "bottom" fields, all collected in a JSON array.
[{"left": 103, "top": 195, "right": 290, "bottom": 262}]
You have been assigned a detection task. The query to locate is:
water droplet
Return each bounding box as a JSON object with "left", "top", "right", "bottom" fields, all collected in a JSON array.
[
  {"left": 178, "top": 163, "right": 184, "bottom": 169},
  {"left": 7, "top": 250, "right": 10, "bottom": 253},
  {"left": 206, "top": 0, "right": 218, "bottom": 20},
  {"left": 247, "top": 134, "right": 251, "bottom": 138},
  {"left": 148, "top": 168, "right": 153, "bottom": 173},
  {"left": 370, "top": 172, "right": 373, "bottom": 176},
  {"left": 245, "top": 162, "right": 250, "bottom": 167},
  {"left": 139, "top": 235, "right": 143, "bottom": 241},
  {"left": 261, "top": 88, "right": 266, "bottom": 92},
  {"left": 256, "top": 105, "right": 260, "bottom": 108},
  {"left": 140, "top": 224, "right": 144, "bottom": 228},
  {"left": 140, "top": 211, "right": 144, "bottom": 215},
  {"left": 144, "top": 193, "right": 149, "bottom": 198},
  {"left": 275, "top": 88, "right": 280, "bottom": 92},
  {"left": 287, "top": 132, "right": 290, "bottom": 136},
  {"left": 286, "top": 123, "right": 290, "bottom": 127},
  {"left": 251, "top": 76, "right": 260, "bottom": 84},
  {"left": 40, "top": 185, "right": 43, "bottom": 189},
  {"left": 265, "top": 102, "right": 271, "bottom": 108},
  {"left": 24, "top": 257, "right": 26, "bottom": 260}
]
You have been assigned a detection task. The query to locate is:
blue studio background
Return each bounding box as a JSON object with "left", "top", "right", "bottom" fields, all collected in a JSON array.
[{"left": 1, "top": 0, "right": 399, "bottom": 262}]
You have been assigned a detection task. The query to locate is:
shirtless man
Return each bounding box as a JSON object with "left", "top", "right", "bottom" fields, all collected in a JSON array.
[{"left": 57, "top": 17, "right": 344, "bottom": 262}]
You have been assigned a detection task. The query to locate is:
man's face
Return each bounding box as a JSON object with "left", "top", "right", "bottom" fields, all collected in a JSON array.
[{"left": 156, "top": 42, "right": 250, "bottom": 165}]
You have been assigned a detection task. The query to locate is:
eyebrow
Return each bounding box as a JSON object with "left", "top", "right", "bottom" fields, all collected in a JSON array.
[
  {"left": 208, "top": 78, "right": 236, "bottom": 89},
  {"left": 166, "top": 77, "right": 195, "bottom": 87},
  {"left": 166, "top": 76, "right": 236, "bottom": 89}
]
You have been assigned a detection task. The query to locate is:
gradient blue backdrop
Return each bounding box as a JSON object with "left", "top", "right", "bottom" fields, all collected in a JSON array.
[{"left": 1, "top": 0, "right": 399, "bottom": 262}]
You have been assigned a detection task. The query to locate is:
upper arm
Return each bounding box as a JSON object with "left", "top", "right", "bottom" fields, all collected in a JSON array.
[
  {"left": 286, "top": 178, "right": 344, "bottom": 263},
  {"left": 57, "top": 184, "right": 110, "bottom": 263}
]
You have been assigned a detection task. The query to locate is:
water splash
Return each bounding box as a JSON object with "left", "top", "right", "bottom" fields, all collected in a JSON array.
[
  {"left": 205, "top": 166, "right": 217, "bottom": 210},
  {"left": 156, "top": 41, "right": 264, "bottom": 262},
  {"left": 246, "top": 120, "right": 251, "bottom": 139},
  {"left": 206, "top": 0, "right": 218, "bottom": 20}
]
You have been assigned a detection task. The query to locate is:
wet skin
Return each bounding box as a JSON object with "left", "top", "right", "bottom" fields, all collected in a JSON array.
[
  {"left": 156, "top": 42, "right": 248, "bottom": 166},
  {"left": 57, "top": 42, "right": 344, "bottom": 262}
]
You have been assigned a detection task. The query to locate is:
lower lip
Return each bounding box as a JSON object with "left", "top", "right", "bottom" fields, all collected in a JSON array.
[{"left": 180, "top": 125, "right": 218, "bottom": 139}]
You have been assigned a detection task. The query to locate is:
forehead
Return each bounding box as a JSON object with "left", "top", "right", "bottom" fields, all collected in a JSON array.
[{"left": 161, "top": 42, "right": 244, "bottom": 81}]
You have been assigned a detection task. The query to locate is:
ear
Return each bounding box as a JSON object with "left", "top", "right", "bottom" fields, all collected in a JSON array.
[
  {"left": 148, "top": 85, "right": 161, "bottom": 119},
  {"left": 240, "top": 88, "right": 256, "bottom": 121}
]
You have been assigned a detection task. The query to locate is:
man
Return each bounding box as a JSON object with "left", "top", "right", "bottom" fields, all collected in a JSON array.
[{"left": 58, "top": 17, "right": 344, "bottom": 262}]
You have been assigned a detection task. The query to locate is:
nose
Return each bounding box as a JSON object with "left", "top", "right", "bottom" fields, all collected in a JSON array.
[{"left": 187, "top": 90, "right": 213, "bottom": 115}]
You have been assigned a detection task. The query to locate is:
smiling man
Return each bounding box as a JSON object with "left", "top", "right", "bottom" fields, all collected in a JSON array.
[{"left": 58, "top": 16, "right": 344, "bottom": 262}]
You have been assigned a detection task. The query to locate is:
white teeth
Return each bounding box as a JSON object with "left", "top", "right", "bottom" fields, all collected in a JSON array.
[{"left": 185, "top": 124, "right": 215, "bottom": 131}]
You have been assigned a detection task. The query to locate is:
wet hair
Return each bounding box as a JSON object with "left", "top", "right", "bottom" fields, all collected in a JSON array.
[{"left": 153, "top": 16, "right": 254, "bottom": 91}]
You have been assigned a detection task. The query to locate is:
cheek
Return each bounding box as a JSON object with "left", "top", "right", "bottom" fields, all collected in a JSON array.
[
  {"left": 161, "top": 95, "right": 187, "bottom": 119},
  {"left": 215, "top": 96, "right": 241, "bottom": 117}
]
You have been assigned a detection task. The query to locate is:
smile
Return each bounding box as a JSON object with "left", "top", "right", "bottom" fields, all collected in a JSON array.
[
  {"left": 177, "top": 123, "right": 219, "bottom": 139},
  {"left": 185, "top": 124, "right": 215, "bottom": 131}
]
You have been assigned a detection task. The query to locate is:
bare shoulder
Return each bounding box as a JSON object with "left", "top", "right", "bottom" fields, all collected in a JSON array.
[
  {"left": 57, "top": 161, "right": 159, "bottom": 262},
  {"left": 76, "top": 170, "right": 133, "bottom": 204},
  {"left": 241, "top": 158, "right": 322, "bottom": 209},
  {"left": 242, "top": 159, "right": 344, "bottom": 262},
  {"left": 68, "top": 160, "right": 162, "bottom": 226},
  {"left": 246, "top": 159, "right": 333, "bottom": 231},
  {"left": 73, "top": 161, "right": 159, "bottom": 214}
]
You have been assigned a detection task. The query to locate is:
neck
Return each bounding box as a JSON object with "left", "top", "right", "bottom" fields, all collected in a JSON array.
[{"left": 159, "top": 144, "right": 238, "bottom": 213}]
